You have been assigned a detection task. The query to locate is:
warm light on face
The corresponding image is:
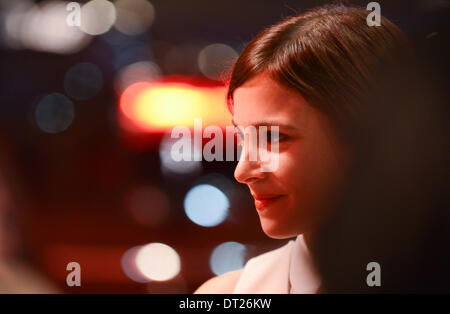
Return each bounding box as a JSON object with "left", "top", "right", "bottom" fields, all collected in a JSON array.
[
  {"left": 119, "top": 81, "right": 230, "bottom": 132},
  {"left": 232, "top": 73, "right": 345, "bottom": 239}
]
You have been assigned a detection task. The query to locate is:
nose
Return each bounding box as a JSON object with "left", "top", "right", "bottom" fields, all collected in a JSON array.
[{"left": 234, "top": 138, "right": 265, "bottom": 184}]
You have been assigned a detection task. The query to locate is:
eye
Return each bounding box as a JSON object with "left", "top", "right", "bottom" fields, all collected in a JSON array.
[
  {"left": 234, "top": 127, "right": 244, "bottom": 146},
  {"left": 264, "top": 129, "right": 288, "bottom": 144}
]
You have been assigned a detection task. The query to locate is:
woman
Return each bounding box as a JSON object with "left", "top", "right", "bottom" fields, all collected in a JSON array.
[{"left": 195, "top": 4, "right": 410, "bottom": 293}]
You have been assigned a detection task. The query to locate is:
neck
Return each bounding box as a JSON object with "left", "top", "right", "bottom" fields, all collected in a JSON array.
[{"left": 302, "top": 230, "right": 318, "bottom": 256}]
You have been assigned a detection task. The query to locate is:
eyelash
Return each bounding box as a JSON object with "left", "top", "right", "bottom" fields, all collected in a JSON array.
[
  {"left": 265, "top": 131, "right": 288, "bottom": 144},
  {"left": 235, "top": 129, "right": 289, "bottom": 145}
]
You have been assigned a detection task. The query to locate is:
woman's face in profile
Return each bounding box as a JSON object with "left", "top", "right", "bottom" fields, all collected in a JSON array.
[{"left": 232, "top": 73, "right": 346, "bottom": 239}]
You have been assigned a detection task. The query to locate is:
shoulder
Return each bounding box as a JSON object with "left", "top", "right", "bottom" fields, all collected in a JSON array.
[
  {"left": 231, "top": 239, "right": 296, "bottom": 294},
  {"left": 194, "top": 269, "right": 243, "bottom": 294},
  {"left": 194, "top": 239, "right": 295, "bottom": 294}
]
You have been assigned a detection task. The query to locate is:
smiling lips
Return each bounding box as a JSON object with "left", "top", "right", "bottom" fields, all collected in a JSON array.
[{"left": 252, "top": 194, "right": 286, "bottom": 211}]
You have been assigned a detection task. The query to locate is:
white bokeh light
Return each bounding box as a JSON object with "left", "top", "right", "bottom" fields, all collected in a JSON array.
[
  {"left": 135, "top": 243, "right": 181, "bottom": 281},
  {"left": 121, "top": 245, "right": 149, "bottom": 283},
  {"left": 4, "top": 1, "right": 90, "bottom": 54},
  {"left": 198, "top": 43, "right": 238, "bottom": 80},
  {"left": 115, "top": 61, "right": 161, "bottom": 93},
  {"left": 210, "top": 241, "right": 246, "bottom": 275},
  {"left": 80, "top": 0, "right": 116, "bottom": 36},
  {"left": 184, "top": 184, "right": 229, "bottom": 227},
  {"left": 159, "top": 132, "right": 202, "bottom": 175}
]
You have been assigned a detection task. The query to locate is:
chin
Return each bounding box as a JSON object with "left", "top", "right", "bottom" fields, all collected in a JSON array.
[{"left": 260, "top": 220, "right": 301, "bottom": 239}]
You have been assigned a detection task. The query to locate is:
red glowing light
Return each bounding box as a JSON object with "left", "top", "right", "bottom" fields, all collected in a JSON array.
[{"left": 119, "top": 81, "right": 231, "bottom": 133}]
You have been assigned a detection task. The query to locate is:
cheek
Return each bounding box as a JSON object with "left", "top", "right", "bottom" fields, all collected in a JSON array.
[
  {"left": 274, "top": 145, "right": 311, "bottom": 193},
  {"left": 275, "top": 143, "right": 334, "bottom": 214},
  {"left": 286, "top": 140, "right": 344, "bottom": 230},
  {"left": 263, "top": 147, "right": 319, "bottom": 235}
]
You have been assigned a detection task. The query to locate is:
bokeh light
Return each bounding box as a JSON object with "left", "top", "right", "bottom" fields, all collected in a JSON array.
[
  {"left": 115, "top": 61, "right": 161, "bottom": 93},
  {"left": 64, "top": 62, "right": 103, "bottom": 100},
  {"left": 2, "top": 0, "right": 32, "bottom": 49},
  {"left": 135, "top": 243, "right": 181, "bottom": 281},
  {"left": 34, "top": 93, "right": 75, "bottom": 134},
  {"left": 159, "top": 131, "right": 203, "bottom": 175},
  {"left": 101, "top": 27, "right": 134, "bottom": 46},
  {"left": 183, "top": 184, "right": 229, "bottom": 227},
  {"left": 114, "top": 0, "right": 155, "bottom": 35},
  {"left": 126, "top": 185, "right": 169, "bottom": 227},
  {"left": 198, "top": 43, "right": 238, "bottom": 80},
  {"left": 4, "top": 0, "right": 90, "bottom": 54},
  {"left": 0, "top": 0, "right": 446, "bottom": 295},
  {"left": 163, "top": 43, "right": 202, "bottom": 75},
  {"left": 210, "top": 241, "right": 246, "bottom": 275},
  {"left": 80, "top": 0, "right": 116, "bottom": 36},
  {"left": 119, "top": 81, "right": 230, "bottom": 132},
  {"left": 113, "top": 43, "right": 153, "bottom": 71},
  {"left": 121, "top": 246, "right": 149, "bottom": 283}
]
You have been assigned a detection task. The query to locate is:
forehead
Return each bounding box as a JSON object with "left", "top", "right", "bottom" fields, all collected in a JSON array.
[{"left": 232, "top": 73, "right": 310, "bottom": 127}]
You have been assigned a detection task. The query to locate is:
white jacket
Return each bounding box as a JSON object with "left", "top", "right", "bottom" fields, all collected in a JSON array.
[{"left": 233, "top": 234, "right": 321, "bottom": 294}]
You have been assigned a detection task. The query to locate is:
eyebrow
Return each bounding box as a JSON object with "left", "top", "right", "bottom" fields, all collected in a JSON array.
[{"left": 231, "top": 119, "right": 300, "bottom": 131}]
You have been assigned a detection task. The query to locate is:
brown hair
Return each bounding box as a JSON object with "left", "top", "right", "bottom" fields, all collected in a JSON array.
[{"left": 226, "top": 3, "right": 409, "bottom": 143}]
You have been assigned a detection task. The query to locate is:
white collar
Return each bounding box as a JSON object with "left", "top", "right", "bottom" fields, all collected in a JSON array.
[{"left": 288, "top": 234, "right": 321, "bottom": 293}]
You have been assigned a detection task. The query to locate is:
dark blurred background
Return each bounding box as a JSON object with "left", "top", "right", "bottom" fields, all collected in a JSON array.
[{"left": 0, "top": 0, "right": 448, "bottom": 293}]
